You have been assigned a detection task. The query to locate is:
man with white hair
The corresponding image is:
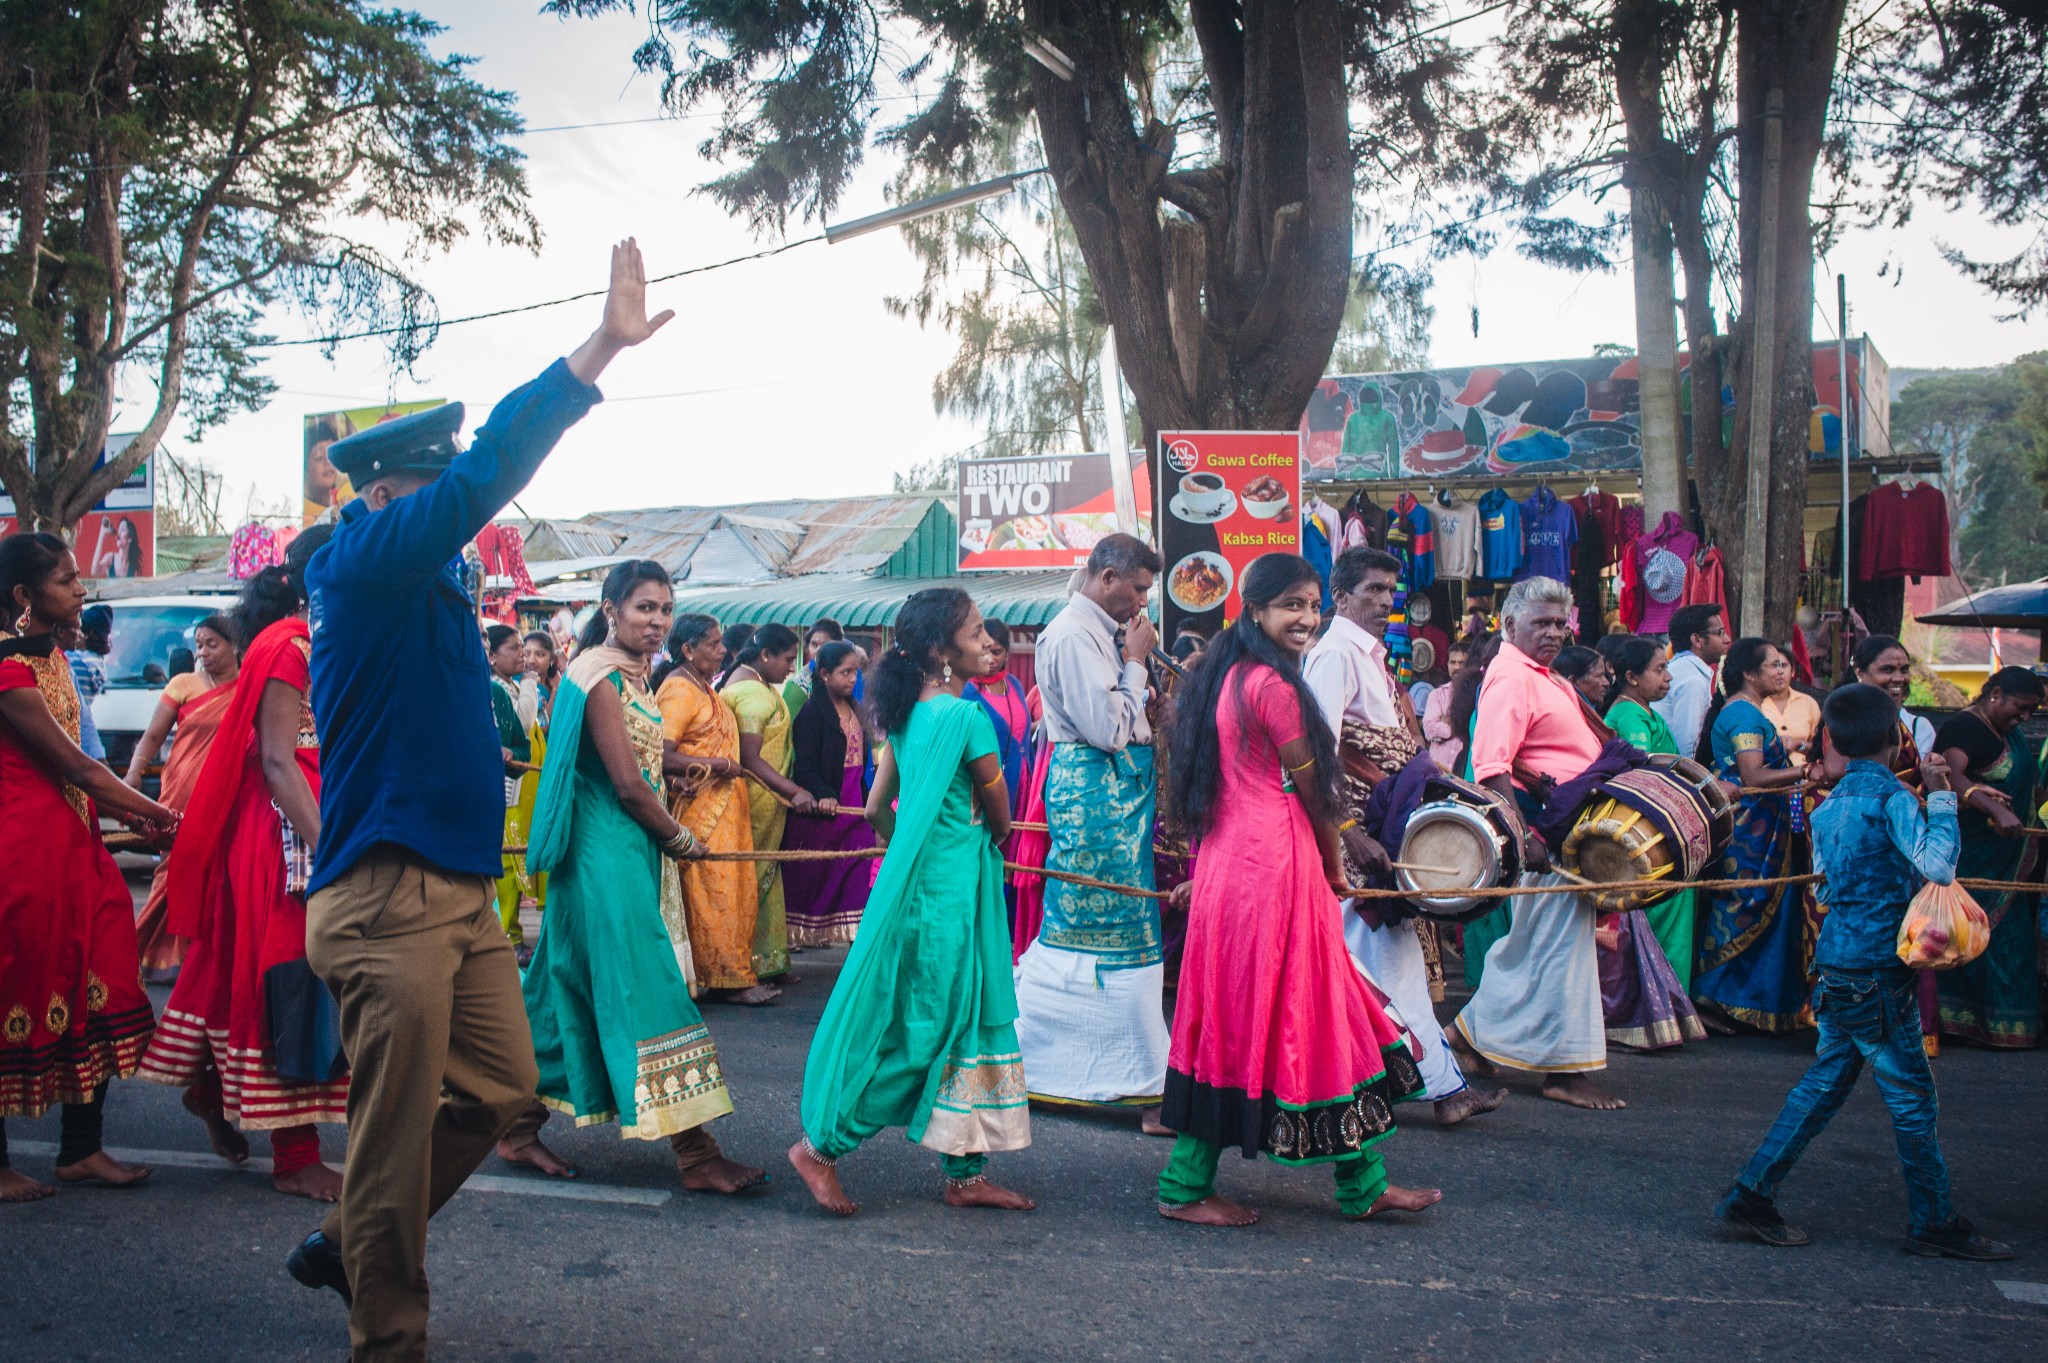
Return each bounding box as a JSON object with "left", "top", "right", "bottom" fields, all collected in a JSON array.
[{"left": 1446, "top": 575, "right": 1624, "bottom": 1110}]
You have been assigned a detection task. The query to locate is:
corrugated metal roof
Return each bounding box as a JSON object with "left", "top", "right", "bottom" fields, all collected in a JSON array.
[
  {"left": 667, "top": 571, "right": 1073, "bottom": 630},
  {"left": 560, "top": 495, "right": 954, "bottom": 579}
]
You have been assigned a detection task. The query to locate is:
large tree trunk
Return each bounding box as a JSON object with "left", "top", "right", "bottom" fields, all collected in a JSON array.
[
  {"left": 1025, "top": 0, "right": 1354, "bottom": 440},
  {"left": 1728, "top": 0, "right": 1846, "bottom": 642},
  {"left": 1613, "top": 0, "right": 1685, "bottom": 522}
]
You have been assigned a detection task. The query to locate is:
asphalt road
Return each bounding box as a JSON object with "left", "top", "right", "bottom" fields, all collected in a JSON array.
[{"left": 4, "top": 873, "right": 2045, "bottom": 1361}]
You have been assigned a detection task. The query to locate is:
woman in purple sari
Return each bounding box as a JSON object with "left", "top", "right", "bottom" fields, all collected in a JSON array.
[{"left": 783, "top": 641, "right": 876, "bottom": 947}]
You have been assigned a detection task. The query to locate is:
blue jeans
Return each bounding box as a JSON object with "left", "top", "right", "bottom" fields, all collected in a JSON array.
[{"left": 1732, "top": 966, "right": 1953, "bottom": 1233}]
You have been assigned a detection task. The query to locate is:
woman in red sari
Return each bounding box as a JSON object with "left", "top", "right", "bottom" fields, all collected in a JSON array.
[
  {"left": 124, "top": 612, "right": 240, "bottom": 980},
  {"left": 1, "top": 533, "right": 176, "bottom": 1202},
  {"left": 138, "top": 530, "right": 350, "bottom": 1201}
]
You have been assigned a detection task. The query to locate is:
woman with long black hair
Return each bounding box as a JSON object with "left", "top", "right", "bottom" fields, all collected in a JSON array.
[
  {"left": 1156, "top": 553, "right": 1436, "bottom": 1228},
  {"left": 789, "top": 587, "right": 1033, "bottom": 1217},
  {"left": 721, "top": 621, "right": 815, "bottom": 983}
]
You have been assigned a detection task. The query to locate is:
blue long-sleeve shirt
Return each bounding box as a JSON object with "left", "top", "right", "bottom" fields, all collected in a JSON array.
[
  {"left": 1810, "top": 758, "right": 1960, "bottom": 971},
  {"left": 305, "top": 359, "right": 601, "bottom": 894}
]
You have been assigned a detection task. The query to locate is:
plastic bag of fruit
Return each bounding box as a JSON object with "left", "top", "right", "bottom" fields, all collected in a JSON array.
[{"left": 1895, "top": 880, "right": 1991, "bottom": 970}]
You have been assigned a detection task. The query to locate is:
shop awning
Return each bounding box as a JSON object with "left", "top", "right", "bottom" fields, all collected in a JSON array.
[{"left": 665, "top": 570, "right": 1076, "bottom": 630}]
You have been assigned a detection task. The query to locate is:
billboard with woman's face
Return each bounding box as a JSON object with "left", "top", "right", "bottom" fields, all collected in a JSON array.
[{"left": 303, "top": 400, "right": 442, "bottom": 524}]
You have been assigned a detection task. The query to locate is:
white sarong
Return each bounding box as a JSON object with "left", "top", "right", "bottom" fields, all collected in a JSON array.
[
  {"left": 1454, "top": 873, "right": 1605, "bottom": 1073},
  {"left": 1013, "top": 941, "right": 1169, "bottom": 1104},
  {"left": 1345, "top": 913, "right": 1467, "bottom": 1101}
]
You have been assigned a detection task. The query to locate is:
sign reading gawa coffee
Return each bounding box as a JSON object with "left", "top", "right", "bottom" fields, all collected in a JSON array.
[{"left": 1156, "top": 430, "right": 1302, "bottom": 638}]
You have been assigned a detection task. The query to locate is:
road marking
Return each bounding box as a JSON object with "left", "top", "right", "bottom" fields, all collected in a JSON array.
[
  {"left": 1994, "top": 1281, "right": 2048, "bottom": 1307},
  {"left": 8, "top": 1142, "right": 670, "bottom": 1208}
]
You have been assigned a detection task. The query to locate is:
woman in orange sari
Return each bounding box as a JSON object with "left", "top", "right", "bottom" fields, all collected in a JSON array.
[
  {"left": 137, "top": 536, "right": 350, "bottom": 1201},
  {"left": 654, "top": 614, "right": 776, "bottom": 1004},
  {"left": 124, "top": 613, "right": 240, "bottom": 980}
]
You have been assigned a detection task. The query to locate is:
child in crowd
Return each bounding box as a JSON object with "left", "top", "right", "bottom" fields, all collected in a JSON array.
[{"left": 1715, "top": 684, "right": 2012, "bottom": 1260}]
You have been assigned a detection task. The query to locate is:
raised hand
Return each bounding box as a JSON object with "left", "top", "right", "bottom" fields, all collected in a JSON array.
[{"left": 598, "top": 237, "right": 675, "bottom": 349}]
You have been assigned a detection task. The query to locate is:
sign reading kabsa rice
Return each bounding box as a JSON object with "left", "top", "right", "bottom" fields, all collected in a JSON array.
[{"left": 956, "top": 452, "right": 1152, "bottom": 570}]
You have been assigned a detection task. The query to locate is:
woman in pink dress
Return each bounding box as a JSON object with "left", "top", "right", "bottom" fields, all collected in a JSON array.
[{"left": 1157, "top": 553, "right": 1442, "bottom": 1227}]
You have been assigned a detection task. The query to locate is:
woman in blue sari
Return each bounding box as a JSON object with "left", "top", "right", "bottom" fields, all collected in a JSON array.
[{"left": 1692, "top": 638, "right": 1813, "bottom": 1033}]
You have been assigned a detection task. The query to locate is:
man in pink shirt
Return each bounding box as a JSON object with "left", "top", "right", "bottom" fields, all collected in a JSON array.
[{"left": 1448, "top": 576, "right": 1625, "bottom": 1111}]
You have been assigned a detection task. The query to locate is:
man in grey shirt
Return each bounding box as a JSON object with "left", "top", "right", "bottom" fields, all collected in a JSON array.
[{"left": 1014, "top": 535, "right": 1172, "bottom": 1130}]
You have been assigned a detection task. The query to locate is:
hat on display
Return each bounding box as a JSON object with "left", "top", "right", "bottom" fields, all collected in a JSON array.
[
  {"left": 1643, "top": 546, "right": 1687, "bottom": 604},
  {"left": 326, "top": 403, "right": 465, "bottom": 486}
]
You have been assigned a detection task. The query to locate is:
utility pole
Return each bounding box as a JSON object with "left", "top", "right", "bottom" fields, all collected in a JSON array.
[{"left": 1738, "top": 87, "right": 1783, "bottom": 638}]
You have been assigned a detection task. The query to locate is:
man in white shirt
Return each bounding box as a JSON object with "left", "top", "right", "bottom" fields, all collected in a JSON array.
[
  {"left": 1654, "top": 604, "right": 1728, "bottom": 759},
  {"left": 1303, "top": 547, "right": 1504, "bottom": 1126},
  {"left": 1015, "top": 534, "right": 1173, "bottom": 1132}
]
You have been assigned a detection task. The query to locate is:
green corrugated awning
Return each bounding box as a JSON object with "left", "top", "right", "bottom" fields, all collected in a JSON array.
[{"left": 668, "top": 571, "right": 1074, "bottom": 630}]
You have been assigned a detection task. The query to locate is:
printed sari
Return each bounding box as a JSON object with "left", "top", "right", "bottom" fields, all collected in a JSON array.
[
  {"left": 656, "top": 672, "right": 759, "bottom": 990},
  {"left": 725, "top": 679, "right": 793, "bottom": 979},
  {"left": 1937, "top": 721, "right": 2040, "bottom": 1048}
]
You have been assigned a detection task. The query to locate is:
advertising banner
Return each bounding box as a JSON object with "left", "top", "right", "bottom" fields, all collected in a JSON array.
[
  {"left": 304, "top": 400, "right": 443, "bottom": 525},
  {"left": 0, "top": 432, "right": 155, "bottom": 578},
  {"left": 1296, "top": 340, "right": 1888, "bottom": 482},
  {"left": 956, "top": 452, "right": 1154, "bottom": 570},
  {"left": 1156, "top": 430, "right": 1302, "bottom": 639}
]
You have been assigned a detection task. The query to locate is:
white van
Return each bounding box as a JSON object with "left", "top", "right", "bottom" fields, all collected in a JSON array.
[{"left": 91, "top": 593, "right": 241, "bottom": 776}]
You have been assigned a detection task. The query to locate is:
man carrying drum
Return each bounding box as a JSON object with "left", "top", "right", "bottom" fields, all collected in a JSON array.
[
  {"left": 1445, "top": 576, "right": 1624, "bottom": 1111},
  {"left": 1303, "top": 547, "right": 1505, "bottom": 1125}
]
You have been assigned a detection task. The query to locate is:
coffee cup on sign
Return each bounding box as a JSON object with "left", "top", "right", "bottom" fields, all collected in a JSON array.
[{"left": 1179, "top": 471, "right": 1231, "bottom": 517}]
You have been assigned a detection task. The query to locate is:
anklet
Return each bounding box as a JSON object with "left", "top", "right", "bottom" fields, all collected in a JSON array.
[
  {"left": 798, "top": 1136, "right": 836, "bottom": 1167},
  {"left": 945, "top": 1173, "right": 990, "bottom": 1190}
]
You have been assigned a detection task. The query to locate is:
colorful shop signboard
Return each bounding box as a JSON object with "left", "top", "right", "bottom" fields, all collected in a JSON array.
[
  {"left": 0, "top": 432, "right": 156, "bottom": 579},
  {"left": 1296, "top": 339, "right": 1891, "bottom": 482},
  {"left": 955, "top": 452, "right": 1154, "bottom": 570},
  {"left": 1156, "top": 430, "right": 1302, "bottom": 637}
]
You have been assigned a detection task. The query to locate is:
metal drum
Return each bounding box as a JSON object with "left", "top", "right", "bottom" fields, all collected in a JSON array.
[
  {"left": 1560, "top": 766, "right": 1718, "bottom": 912},
  {"left": 1646, "top": 752, "right": 1735, "bottom": 850},
  {"left": 1395, "top": 773, "right": 1528, "bottom": 922}
]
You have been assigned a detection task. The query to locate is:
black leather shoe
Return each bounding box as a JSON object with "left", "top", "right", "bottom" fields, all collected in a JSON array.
[
  {"left": 286, "top": 1230, "right": 353, "bottom": 1305},
  {"left": 1716, "top": 1185, "right": 1810, "bottom": 1247},
  {"left": 1906, "top": 1215, "right": 2016, "bottom": 1261}
]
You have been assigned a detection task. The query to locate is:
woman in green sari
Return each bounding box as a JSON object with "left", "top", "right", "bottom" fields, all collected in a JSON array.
[
  {"left": 1932, "top": 667, "right": 2044, "bottom": 1049},
  {"left": 502, "top": 561, "right": 765, "bottom": 1193},
  {"left": 1602, "top": 635, "right": 1699, "bottom": 990},
  {"left": 788, "top": 587, "right": 1034, "bottom": 1217}
]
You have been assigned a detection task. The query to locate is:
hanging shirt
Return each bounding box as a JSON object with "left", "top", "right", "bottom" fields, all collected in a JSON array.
[
  {"left": 1517, "top": 486, "right": 1578, "bottom": 583},
  {"left": 1567, "top": 490, "right": 1625, "bottom": 566},
  {"left": 1395, "top": 493, "right": 1436, "bottom": 588},
  {"left": 1301, "top": 513, "right": 1334, "bottom": 612},
  {"left": 1432, "top": 498, "right": 1481, "bottom": 580},
  {"left": 1858, "top": 482, "right": 1950, "bottom": 581},
  {"left": 1477, "top": 488, "right": 1524, "bottom": 580}
]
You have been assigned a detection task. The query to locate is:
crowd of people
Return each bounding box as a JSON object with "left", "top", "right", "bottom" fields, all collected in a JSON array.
[{"left": 1, "top": 241, "right": 2042, "bottom": 1361}]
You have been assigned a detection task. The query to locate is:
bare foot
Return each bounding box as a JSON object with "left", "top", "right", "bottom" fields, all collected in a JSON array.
[
  {"left": 717, "top": 984, "right": 782, "bottom": 1006},
  {"left": 1542, "top": 1073, "right": 1626, "bottom": 1110},
  {"left": 54, "top": 1151, "right": 151, "bottom": 1188},
  {"left": 182, "top": 1089, "right": 249, "bottom": 1164},
  {"left": 1159, "top": 1194, "right": 1259, "bottom": 1227},
  {"left": 273, "top": 1161, "right": 344, "bottom": 1202},
  {"left": 1140, "top": 1106, "right": 1174, "bottom": 1137},
  {"left": 1434, "top": 1086, "right": 1507, "bottom": 1126},
  {"left": 1446, "top": 1026, "right": 1497, "bottom": 1077},
  {"left": 0, "top": 1168, "right": 55, "bottom": 1202},
  {"left": 944, "top": 1177, "right": 1036, "bottom": 1211},
  {"left": 787, "top": 1140, "right": 856, "bottom": 1216},
  {"left": 680, "top": 1155, "right": 767, "bottom": 1195},
  {"left": 1351, "top": 1183, "right": 1445, "bottom": 1219},
  {"left": 496, "top": 1137, "right": 580, "bottom": 1178}
]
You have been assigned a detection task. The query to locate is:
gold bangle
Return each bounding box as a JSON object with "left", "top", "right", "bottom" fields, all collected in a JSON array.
[
  {"left": 1336, "top": 819, "right": 1358, "bottom": 832},
  {"left": 1285, "top": 759, "right": 1316, "bottom": 774},
  {"left": 979, "top": 773, "right": 1005, "bottom": 790}
]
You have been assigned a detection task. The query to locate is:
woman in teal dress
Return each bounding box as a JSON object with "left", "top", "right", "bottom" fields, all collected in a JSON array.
[
  {"left": 1931, "top": 668, "right": 2044, "bottom": 1048},
  {"left": 788, "top": 587, "right": 1034, "bottom": 1217},
  {"left": 1691, "top": 638, "right": 1812, "bottom": 1033},
  {"left": 503, "top": 560, "right": 765, "bottom": 1193},
  {"left": 1603, "top": 635, "right": 1698, "bottom": 990}
]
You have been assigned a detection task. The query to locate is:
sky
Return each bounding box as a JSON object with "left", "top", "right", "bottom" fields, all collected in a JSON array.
[{"left": 119, "top": 2, "right": 2048, "bottom": 527}]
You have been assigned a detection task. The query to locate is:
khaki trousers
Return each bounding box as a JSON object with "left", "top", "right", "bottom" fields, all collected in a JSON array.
[{"left": 307, "top": 847, "right": 538, "bottom": 1362}]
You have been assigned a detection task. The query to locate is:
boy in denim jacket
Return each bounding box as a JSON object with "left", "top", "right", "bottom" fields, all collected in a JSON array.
[{"left": 1717, "top": 684, "right": 2012, "bottom": 1260}]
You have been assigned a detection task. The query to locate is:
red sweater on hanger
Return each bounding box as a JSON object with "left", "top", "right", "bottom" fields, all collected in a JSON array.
[
  {"left": 1858, "top": 482, "right": 1949, "bottom": 581},
  {"left": 1681, "top": 544, "right": 1728, "bottom": 619}
]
